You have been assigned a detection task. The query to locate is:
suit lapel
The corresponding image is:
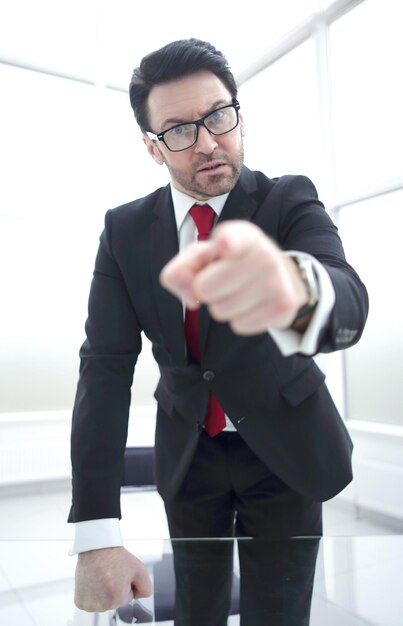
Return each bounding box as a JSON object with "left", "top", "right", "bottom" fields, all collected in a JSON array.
[{"left": 150, "top": 186, "right": 187, "bottom": 363}]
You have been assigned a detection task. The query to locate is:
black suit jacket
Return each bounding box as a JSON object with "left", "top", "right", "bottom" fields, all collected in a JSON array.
[{"left": 68, "top": 167, "right": 368, "bottom": 523}]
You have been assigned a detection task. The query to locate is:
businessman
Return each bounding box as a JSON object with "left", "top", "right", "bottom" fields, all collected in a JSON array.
[{"left": 69, "top": 38, "right": 368, "bottom": 624}]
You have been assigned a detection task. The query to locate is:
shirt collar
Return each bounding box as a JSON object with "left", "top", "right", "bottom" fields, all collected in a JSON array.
[{"left": 170, "top": 184, "right": 229, "bottom": 232}]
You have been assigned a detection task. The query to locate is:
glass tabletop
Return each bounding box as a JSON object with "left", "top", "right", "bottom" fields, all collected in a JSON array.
[{"left": 0, "top": 535, "right": 401, "bottom": 625}]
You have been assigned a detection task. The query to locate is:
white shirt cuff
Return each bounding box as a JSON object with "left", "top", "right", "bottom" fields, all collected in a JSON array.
[
  {"left": 269, "top": 252, "right": 335, "bottom": 356},
  {"left": 68, "top": 518, "right": 123, "bottom": 555}
]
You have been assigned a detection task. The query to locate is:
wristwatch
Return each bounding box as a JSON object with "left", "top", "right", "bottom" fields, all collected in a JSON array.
[{"left": 292, "top": 255, "right": 319, "bottom": 321}]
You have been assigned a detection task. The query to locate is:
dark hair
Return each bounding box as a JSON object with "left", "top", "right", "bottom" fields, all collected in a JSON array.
[{"left": 129, "top": 38, "right": 238, "bottom": 132}]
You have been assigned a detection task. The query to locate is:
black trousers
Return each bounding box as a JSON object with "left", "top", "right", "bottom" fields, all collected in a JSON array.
[{"left": 164, "top": 430, "right": 322, "bottom": 626}]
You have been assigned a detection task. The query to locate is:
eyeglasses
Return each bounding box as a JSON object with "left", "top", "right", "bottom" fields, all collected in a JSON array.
[{"left": 145, "top": 100, "right": 241, "bottom": 152}]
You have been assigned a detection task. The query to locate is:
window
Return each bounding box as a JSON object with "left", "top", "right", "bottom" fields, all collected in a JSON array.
[
  {"left": 239, "top": 40, "right": 322, "bottom": 189},
  {"left": 329, "top": 0, "right": 403, "bottom": 199},
  {"left": 237, "top": 0, "right": 403, "bottom": 428},
  {"left": 0, "top": 63, "right": 165, "bottom": 411},
  {"left": 338, "top": 191, "right": 403, "bottom": 426}
]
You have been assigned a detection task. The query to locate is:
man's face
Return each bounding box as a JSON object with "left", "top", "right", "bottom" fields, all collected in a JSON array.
[{"left": 143, "top": 70, "right": 245, "bottom": 201}]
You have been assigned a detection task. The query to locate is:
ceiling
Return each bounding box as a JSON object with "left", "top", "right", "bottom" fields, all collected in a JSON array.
[{"left": 0, "top": 0, "right": 323, "bottom": 89}]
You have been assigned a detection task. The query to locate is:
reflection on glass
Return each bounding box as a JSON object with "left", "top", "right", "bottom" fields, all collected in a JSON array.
[
  {"left": 1, "top": 537, "right": 403, "bottom": 625},
  {"left": 169, "top": 537, "right": 319, "bottom": 625},
  {"left": 338, "top": 190, "right": 403, "bottom": 425}
]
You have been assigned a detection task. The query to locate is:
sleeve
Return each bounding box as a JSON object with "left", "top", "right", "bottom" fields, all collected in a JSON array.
[
  {"left": 69, "top": 519, "right": 123, "bottom": 555},
  {"left": 269, "top": 251, "right": 335, "bottom": 356},
  {"left": 271, "top": 175, "right": 369, "bottom": 355},
  {"left": 68, "top": 209, "right": 143, "bottom": 523}
]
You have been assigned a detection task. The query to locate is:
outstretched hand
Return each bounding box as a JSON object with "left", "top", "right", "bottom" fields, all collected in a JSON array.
[{"left": 160, "top": 221, "right": 309, "bottom": 335}]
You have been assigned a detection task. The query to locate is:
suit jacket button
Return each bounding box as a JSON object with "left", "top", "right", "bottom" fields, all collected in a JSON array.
[{"left": 202, "top": 370, "right": 215, "bottom": 382}]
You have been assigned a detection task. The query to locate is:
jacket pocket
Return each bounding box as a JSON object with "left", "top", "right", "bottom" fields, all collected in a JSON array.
[{"left": 279, "top": 361, "right": 326, "bottom": 407}]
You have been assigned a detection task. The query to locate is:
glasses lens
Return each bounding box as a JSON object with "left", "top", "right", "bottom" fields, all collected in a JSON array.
[
  {"left": 205, "top": 105, "right": 239, "bottom": 136},
  {"left": 164, "top": 124, "right": 197, "bottom": 151},
  {"left": 161, "top": 104, "right": 239, "bottom": 151}
]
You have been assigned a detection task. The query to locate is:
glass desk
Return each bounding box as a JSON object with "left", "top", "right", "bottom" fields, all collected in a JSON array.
[{"left": 0, "top": 536, "right": 402, "bottom": 625}]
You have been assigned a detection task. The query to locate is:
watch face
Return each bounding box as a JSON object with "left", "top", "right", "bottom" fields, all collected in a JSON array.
[
  {"left": 288, "top": 254, "right": 320, "bottom": 324},
  {"left": 298, "top": 259, "right": 319, "bottom": 306}
]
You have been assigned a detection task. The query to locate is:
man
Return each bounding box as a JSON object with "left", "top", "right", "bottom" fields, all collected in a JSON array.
[{"left": 70, "top": 39, "right": 368, "bottom": 624}]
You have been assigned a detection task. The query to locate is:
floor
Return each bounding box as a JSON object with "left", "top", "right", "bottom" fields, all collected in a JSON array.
[
  {"left": 0, "top": 483, "right": 401, "bottom": 625},
  {"left": 0, "top": 480, "right": 400, "bottom": 542}
]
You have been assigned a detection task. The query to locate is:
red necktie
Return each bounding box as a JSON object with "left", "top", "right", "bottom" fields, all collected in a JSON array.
[{"left": 185, "top": 204, "right": 226, "bottom": 437}]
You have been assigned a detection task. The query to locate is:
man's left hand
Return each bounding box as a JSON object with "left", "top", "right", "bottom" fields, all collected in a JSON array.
[{"left": 160, "top": 221, "right": 309, "bottom": 335}]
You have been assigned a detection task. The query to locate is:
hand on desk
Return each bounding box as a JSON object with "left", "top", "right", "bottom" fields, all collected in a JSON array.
[
  {"left": 160, "top": 221, "right": 309, "bottom": 335},
  {"left": 74, "top": 546, "right": 152, "bottom": 612}
]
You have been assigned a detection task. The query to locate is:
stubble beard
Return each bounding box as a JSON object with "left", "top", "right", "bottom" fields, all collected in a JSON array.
[{"left": 167, "top": 144, "right": 244, "bottom": 201}]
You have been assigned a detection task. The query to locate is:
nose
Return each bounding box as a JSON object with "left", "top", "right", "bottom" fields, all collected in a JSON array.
[{"left": 194, "top": 125, "right": 218, "bottom": 154}]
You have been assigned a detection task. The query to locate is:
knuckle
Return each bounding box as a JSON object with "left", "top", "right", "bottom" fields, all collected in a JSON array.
[
  {"left": 102, "top": 584, "right": 122, "bottom": 608},
  {"left": 229, "top": 318, "right": 244, "bottom": 334},
  {"left": 209, "top": 302, "right": 228, "bottom": 320}
]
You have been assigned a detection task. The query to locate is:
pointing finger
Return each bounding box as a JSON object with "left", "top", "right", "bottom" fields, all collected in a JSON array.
[{"left": 159, "top": 240, "right": 219, "bottom": 306}]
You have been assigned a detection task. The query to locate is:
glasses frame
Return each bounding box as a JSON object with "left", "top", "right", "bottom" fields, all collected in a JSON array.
[{"left": 145, "top": 100, "right": 241, "bottom": 152}]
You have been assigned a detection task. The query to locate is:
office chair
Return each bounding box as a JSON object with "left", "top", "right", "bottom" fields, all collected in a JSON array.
[{"left": 105, "top": 446, "right": 240, "bottom": 623}]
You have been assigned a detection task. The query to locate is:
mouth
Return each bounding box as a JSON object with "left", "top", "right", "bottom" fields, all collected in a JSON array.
[{"left": 197, "top": 161, "right": 228, "bottom": 174}]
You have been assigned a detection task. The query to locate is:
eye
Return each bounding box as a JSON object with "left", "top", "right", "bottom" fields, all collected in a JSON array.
[
  {"left": 169, "top": 124, "right": 194, "bottom": 137},
  {"left": 207, "top": 109, "right": 225, "bottom": 124},
  {"left": 171, "top": 125, "right": 185, "bottom": 136}
]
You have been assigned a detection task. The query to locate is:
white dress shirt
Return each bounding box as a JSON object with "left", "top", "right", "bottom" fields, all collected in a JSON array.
[{"left": 69, "top": 184, "right": 335, "bottom": 555}]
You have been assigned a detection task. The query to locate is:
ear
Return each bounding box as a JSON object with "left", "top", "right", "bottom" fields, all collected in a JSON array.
[
  {"left": 143, "top": 134, "right": 165, "bottom": 165},
  {"left": 239, "top": 113, "right": 246, "bottom": 137}
]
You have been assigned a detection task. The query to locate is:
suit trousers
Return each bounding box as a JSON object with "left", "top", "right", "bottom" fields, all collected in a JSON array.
[{"left": 164, "top": 430, "right": 322, "bottom": 626}]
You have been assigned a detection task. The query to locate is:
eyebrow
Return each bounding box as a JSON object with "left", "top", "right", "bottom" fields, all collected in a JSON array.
[{"left": 160, "top": 99, "right": 231, "bottom": 130}]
